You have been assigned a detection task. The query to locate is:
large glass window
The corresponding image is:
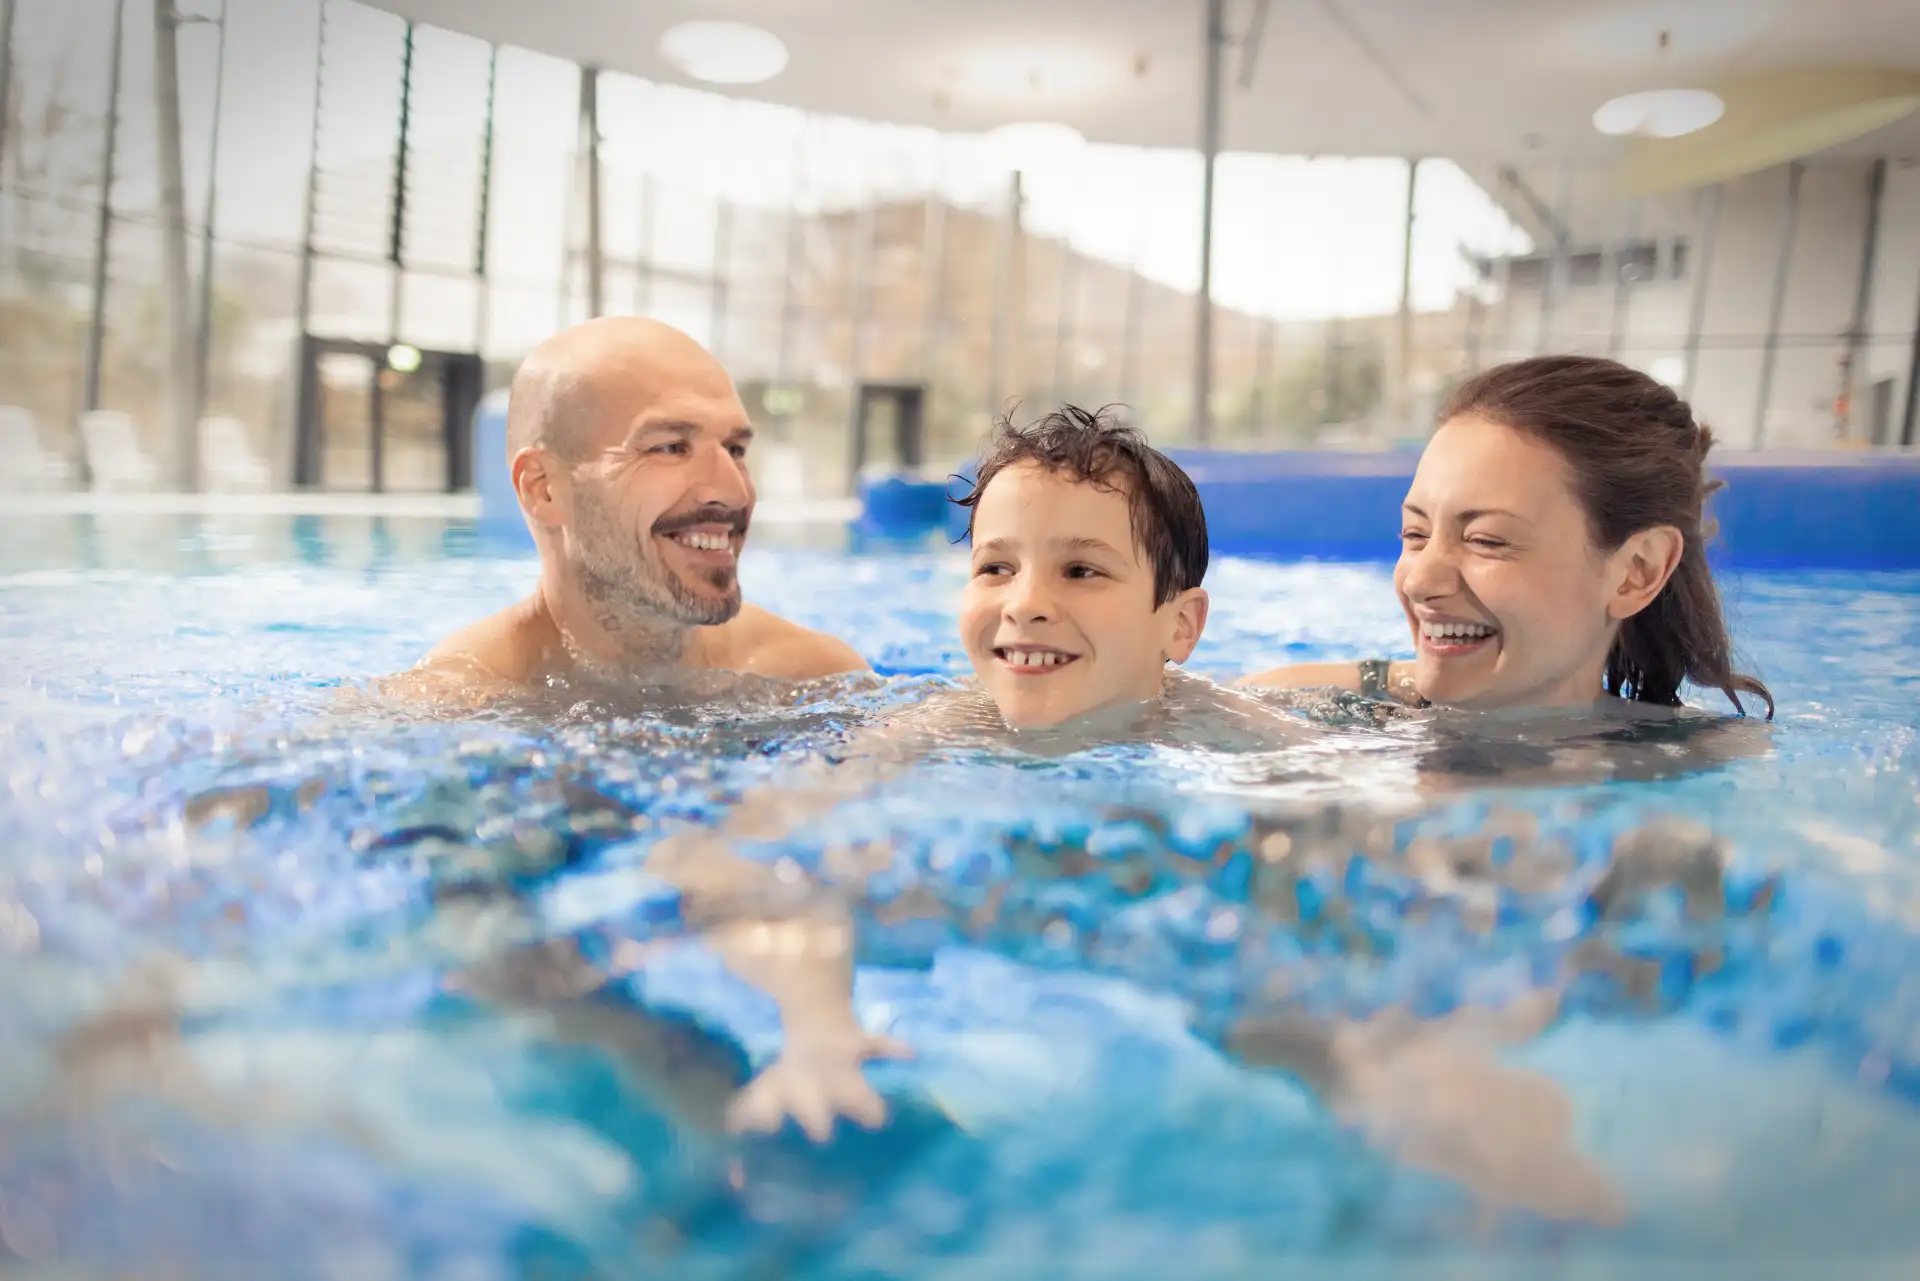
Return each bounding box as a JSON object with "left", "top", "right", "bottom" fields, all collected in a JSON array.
[{"left": 0, "top": 0, "right": 119, "bottom": 447}]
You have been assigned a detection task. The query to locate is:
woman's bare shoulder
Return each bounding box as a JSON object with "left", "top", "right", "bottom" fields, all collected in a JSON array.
[{"left": 1234, "top": 660, "right": 1366, "bottom": 692}]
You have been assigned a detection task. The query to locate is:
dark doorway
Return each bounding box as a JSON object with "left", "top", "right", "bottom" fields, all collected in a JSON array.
[
  {"left": 295, "top": 337, "right": 483, "bottom": 492},
  {"left": 848, "top": 381, "right": 927, "bottom": 486},
  {"left": 1869, "top": 377, "right": 1896, "bottom": 448}
]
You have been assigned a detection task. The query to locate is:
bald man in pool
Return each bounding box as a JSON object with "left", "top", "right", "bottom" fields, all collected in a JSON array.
[{"left": 411, "top": 316, "right": 865, "bottom": 699}]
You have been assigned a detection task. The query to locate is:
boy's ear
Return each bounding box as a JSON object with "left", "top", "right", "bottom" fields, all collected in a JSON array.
[{"left": 1163, "top": 587, "right": 1209, "bottom": 664}]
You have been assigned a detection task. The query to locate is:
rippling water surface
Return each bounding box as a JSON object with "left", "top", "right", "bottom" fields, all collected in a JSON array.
[{"left": 3, "top": 513, "right": 1920, "bottom": 1279}]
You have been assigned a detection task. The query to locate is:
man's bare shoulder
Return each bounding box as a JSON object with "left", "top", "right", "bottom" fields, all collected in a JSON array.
[
  {"left": 419, "top": 599, "right": 544, "bottom": 681},
  {"left": 715, "top": 604, "right": 868, "bottom": 681}
]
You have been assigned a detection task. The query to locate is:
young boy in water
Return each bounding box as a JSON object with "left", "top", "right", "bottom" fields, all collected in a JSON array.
[{"left": 952, "top": 405, "right": 1213, "bottom": 731}]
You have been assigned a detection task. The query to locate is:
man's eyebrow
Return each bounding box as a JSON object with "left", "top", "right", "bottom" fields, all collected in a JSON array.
[{"left": 625, "top": 420, "right": 755, "bottom": 443}]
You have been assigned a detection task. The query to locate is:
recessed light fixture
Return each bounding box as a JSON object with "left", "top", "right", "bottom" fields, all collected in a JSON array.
[
  {"left": 659, "top": 21, "right": 788, "bottom": 86},
  {"left": 1593, "top": 88, "right": 1725, "bottom": 138},
  {"left": 983, "top": 121, "right": 1085, "bottom": 173},
  {"left": 386, "top": 344, "right": 423, "bottom": 374}
]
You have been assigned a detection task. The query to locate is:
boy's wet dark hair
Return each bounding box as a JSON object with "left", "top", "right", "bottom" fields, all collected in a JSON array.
[{"left": 952, "top": 405, "right": 1208, "bottom": 607}]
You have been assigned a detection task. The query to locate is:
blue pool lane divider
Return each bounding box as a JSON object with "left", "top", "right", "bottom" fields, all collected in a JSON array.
[{"left": 930, "top": 450, "right": 1920, "bottom": 570}]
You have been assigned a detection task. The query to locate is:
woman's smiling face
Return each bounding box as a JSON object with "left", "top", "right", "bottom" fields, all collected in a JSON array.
[{"left": 1394, "top": 414, "right": 1626, "bottom": 710}]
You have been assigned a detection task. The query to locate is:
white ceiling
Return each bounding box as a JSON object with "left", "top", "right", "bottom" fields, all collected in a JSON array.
[{"left": 365, "top": 0, "right": 1920, "bottom": 162}]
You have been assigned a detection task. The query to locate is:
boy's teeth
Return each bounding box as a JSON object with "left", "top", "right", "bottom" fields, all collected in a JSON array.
[
  {"left": 1422, "top": 622, "right": 1495, "bottom": 640},
  {"left": 1007, "top": 650, "right": 1065, "bottom": 667}
]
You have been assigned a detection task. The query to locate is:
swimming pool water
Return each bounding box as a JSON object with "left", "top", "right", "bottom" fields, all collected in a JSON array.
[{"left": 3, "top": 514, "right": 1920, "bottom": 1279}]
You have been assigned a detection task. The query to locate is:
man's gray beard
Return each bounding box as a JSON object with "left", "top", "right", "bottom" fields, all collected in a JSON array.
[{"left": 572, "top": 492, "right": 741, "bottom": 629}]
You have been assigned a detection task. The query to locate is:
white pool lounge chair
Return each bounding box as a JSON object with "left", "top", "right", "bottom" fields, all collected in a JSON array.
[
  {"left": 78, "top": 410, "right": 160, "bottom": 491},
  {"left": 0, "top": 405, "right": 73, "bottom": 490},
  {"left": 199, "top": 416, "right": 272, "bottom": 490}
]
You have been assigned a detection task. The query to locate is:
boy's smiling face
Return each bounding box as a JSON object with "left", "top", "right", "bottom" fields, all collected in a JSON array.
[{"left": 961, "top": 462, "right": 1208, "bottom": 730}]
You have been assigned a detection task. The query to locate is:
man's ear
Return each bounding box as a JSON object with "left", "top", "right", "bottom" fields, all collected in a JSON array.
[
  {"left": 511, "top": 446, "right": 567, "bottom": 530},
  {"left": 1164, "top": 587, "right": 1210, "bottom": 664},
  {"left": 1605, "top": 524, "right": 1684, "bottom": 621}
]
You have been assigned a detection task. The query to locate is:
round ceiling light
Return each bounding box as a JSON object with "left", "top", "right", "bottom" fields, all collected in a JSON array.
[
  {"left": 1593, "top": 88, "right": 1725, "bottom": 138},
  {"left": 658, "top": 21, "right": 788, "bottom": 85},
  {"left": 983, "top": 121, "right": 1086, "bottom": 172}
]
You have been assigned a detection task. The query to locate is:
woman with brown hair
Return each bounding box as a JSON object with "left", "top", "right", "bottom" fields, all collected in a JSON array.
[{"left": 1241, "top": 354, "right": 1773, "bottom": 719}]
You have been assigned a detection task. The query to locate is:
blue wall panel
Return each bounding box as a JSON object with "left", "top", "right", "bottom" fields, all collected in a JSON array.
[{"left": 1168, "top": 450, "right": 1920, "bottom": 571}]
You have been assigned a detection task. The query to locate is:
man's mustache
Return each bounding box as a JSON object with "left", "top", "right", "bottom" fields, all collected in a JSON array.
[{"left": 651, "top": 504, "right": 750, "bottom": 537}]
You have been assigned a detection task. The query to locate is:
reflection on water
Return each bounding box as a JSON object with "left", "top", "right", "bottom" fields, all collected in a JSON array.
[{"left": 3, "top": 523, "right": 1920, "bottom": 1276}]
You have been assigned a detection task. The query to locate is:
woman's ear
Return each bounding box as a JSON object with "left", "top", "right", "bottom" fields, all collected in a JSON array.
[
  {"left": 512, "top": 446, "right": 567, "bottom": 530},
  {"left": 1607, "top": 524, "right": 1684, "bottom": 620},
  {"left": 1164, "top": 587, "right": 1210, "bottom": 664}
]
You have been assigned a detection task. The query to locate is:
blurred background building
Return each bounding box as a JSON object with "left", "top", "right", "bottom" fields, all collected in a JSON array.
[{"left": 2, "top": 0, "right": 1917, "bottom": 499}]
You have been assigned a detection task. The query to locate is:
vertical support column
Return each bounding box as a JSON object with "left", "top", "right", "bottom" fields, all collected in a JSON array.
[
  {"left": 290, "top": 0, "right": 327, "bottom": 487},
  {"left": 577, "top": 64, "right": 602, "bottom": 319},
  {"left": 0, "top": 0, "right": 18, "bottom": 185},
  {"left": 844, "top": 196, "right": 876, "bottom": 465},
  {"left": 986, "top": 169, "right": 1021, "bottom": 420},
  {"left": 841, "top": 142, "right": 879, "bottom": 491},
  {"left": 368, "top": 348, "right": 385, "bottom": 493},
  {"left": 1681, "top": 182, "right": 1721, "bottom": 402},
  {"left": 1006, "top": 173, "right": 1028, "bottom": 408},
  {"left": 771, "top": 153, "right": 802, "bottom": 394},
  {"left": 1192, "top": 0, "right": 1226, "bottom": 445},
  {"left": 82, "top": 0, "right": 129, "bottom": 432},
  {"left": 1753, "top": 160, "right": 1804, "bottom": 448},
  {"left": 153, "top": 0, "right": 197, "bottom": 489},
  {"left": 1902, "top": 253, "right": 1920, "bottom": 448},
  {"left": 1118, "top": 222, "right": 1145, "bottom": 411},
  {"left": 387, "top": 19, "right": 414, "bottom": 348},
  {"left": 1396, "top": 157, "right": 1419, "bottom": 435},
  {"left": 1320, "top": 316, "right": 1341, "bottom": 429},
  {"left": 472, "top": 43, "right": 497, "bottom": 354},
  {"left": 1838, "top": 158, "right": 1886, "bottom": 442},
  {"left": 917, "top": 184, "right": 947, "bottom": 387},
  {"left": 190, "top": 0, "right": 230, "bottom": 432}
]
